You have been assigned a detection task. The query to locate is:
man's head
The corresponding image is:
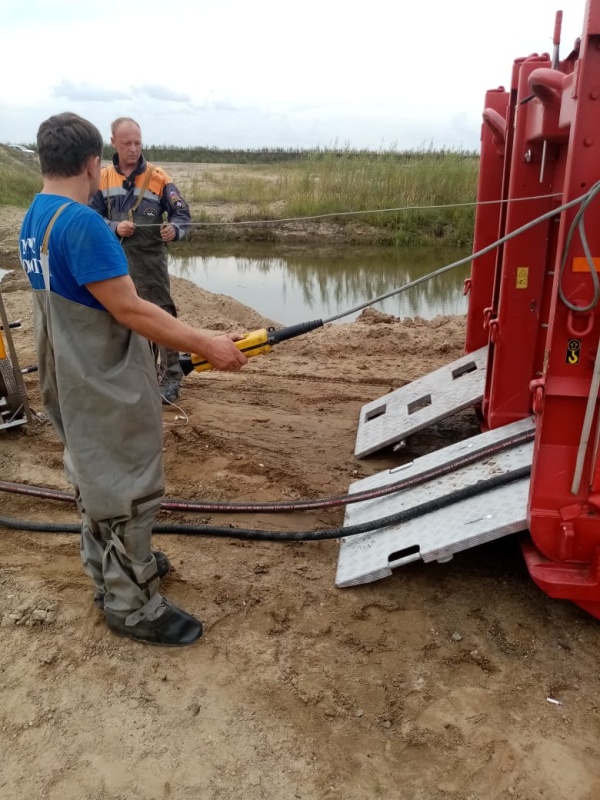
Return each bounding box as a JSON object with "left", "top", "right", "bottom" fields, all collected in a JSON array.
[
  {"left": 111, "top": 117, "right": 142, "bottom": 173},
  {"left": 37, "top": 112, "right": 103, "bottom": 186}
]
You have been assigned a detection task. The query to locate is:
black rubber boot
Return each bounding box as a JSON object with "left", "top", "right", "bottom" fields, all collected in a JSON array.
[
  {"left": 154, "top": 550, "right": 171, "bottom": 579},
  {"left": 160, "top": 380, "right": 180, "bottom": 405},
  {"left": 104, "top": 600, "right": 203, "bottom": 647},
  {"left": 94, "top": 550, "right": 171, "bottom": 610}
]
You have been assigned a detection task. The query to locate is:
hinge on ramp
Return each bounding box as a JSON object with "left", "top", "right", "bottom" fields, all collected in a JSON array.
[
  {"left": 354, "top": 346, "right": 488, "bottom": 458},
  {"left": 337, "top": 417, "right": 534, "bottom": 588}
]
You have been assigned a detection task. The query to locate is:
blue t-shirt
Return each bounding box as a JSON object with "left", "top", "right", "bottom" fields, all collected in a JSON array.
[{"left": 19, "top": 194, "right": 128, "bottom": 310}]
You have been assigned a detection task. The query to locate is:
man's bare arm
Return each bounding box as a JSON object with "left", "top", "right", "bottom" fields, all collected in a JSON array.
[{"left": 86, "top": 274, "right": 247, "bottom": 371}]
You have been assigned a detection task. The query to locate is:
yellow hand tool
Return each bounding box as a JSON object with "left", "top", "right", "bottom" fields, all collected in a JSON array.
[{"left": 180, "top": 320, "right": 323, "bottom": 375}]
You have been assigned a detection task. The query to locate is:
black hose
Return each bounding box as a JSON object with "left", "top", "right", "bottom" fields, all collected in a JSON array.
[
  {"left": 267, "top": 320, "right": 323, "bottom": 344},
  {"left": 0, "top": 426, "right": 534, "bottom": 513},
  {"left": 0, "top": 465, "right": 530, "bottom": 542}
]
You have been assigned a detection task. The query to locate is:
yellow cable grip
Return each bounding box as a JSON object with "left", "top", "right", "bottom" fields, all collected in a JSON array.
[
  {"left": 182, "top": 329, "right": 271, "bottom": 374},
  {"left": 179, "top": 320, "right": 324, "bottom": 375}
]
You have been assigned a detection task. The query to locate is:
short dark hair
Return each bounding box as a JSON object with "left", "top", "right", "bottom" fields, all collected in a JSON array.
[{"left": 37, "top": 112, "right": 103, "bottom": 178}]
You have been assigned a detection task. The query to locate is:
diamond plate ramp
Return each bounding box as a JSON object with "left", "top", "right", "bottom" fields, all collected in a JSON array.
[
  {"left": 354, "top": 346, "right": 488, "bottom": 457},
  {"left": 337, "top": 417, "right": 534, "bottom": 588}
]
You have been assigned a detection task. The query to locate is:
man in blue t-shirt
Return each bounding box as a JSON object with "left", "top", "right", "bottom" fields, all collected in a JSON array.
[{"left": 19, "top": 112, "right": 247, "bottom": 647}]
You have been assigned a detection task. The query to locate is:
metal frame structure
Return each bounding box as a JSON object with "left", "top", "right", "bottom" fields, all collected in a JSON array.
[{"left": 341, "top": 0, "right": 600, "bottom": 620}]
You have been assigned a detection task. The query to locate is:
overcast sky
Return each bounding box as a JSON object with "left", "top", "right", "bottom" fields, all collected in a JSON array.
[{"left": 0, "top": 0, "right": 588, "bottom": 151}]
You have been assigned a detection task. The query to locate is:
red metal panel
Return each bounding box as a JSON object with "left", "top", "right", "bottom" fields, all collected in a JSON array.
[
  {"left": 585, "top": 0, "right": 600, "bottom": 31},
  {"left": 482, "top": 55, "right": 560, "bottom": 430},
  {"left": 464, "top": 89, "right": 508, "bottom": 353}
]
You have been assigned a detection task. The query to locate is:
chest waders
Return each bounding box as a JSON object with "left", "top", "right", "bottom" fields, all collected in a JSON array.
[
  {"left": 34, "top": 203, "right": 166, "bottom": 622},
  {"left": 108, "top": 171, "right": 182, "bottom": 386}
]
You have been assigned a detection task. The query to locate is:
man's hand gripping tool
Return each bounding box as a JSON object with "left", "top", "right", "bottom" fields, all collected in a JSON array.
[{"left": 179, "top": 319, "right": 323, "bottom": 375}]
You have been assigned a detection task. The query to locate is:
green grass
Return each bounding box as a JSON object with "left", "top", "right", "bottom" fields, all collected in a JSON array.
[
  {"left": 0, "top": 143, "right": 480, "bottom": 246},
  {"left": 0, "top": 146, "right": 42, "bottom": 206},
  {"left": 104, "top": 143, "right": 400, "bottom": 164},
  {"left": 187, "top": 147, "right": 479, "bottom": 246}
]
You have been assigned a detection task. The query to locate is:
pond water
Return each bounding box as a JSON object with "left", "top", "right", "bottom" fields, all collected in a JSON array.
[{"left": 169, "top": 243, "right": 471, "bottom": 325}]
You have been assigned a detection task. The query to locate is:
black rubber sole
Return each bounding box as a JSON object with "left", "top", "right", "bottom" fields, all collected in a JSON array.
[{"left": 106, "top": 623, "right": 203, "bottom": 647}]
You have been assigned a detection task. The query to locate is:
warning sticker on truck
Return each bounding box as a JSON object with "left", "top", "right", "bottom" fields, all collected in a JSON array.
[
  {"left": 516, "top": 267, "right": 528, "bottom": 289},
  {"left": 566, "top": 339, "right": 581, "bottom": 365}
]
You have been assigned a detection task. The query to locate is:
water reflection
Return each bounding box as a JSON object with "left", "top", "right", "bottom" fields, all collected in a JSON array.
[{"left": 169, "top": 244, "right": 471, "bottom": 325}]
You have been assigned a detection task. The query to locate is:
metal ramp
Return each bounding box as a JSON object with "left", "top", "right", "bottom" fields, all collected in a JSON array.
[
  {"left": 354, "top": 346, "right": 488, "bottom": 457},
  {"left": 337, "top": 417, "right": 534, "bottom": 588}
]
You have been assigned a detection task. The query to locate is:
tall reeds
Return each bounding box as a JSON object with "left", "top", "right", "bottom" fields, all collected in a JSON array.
[
  {"left": 187, "top": 147, "right": 479, "bottom": 246},
  {"left": 1, "top": 143, "right": 480, "bottom": 246}
]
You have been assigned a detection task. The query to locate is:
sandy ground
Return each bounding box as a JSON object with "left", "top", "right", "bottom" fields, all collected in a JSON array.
[{"left": 1, "top": 203, "right": 600, "bottom": 800}]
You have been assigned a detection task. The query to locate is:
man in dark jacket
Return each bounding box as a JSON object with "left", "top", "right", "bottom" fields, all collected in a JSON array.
[{"left": 89, "top": 117, "right": 191, "bottom": 404}]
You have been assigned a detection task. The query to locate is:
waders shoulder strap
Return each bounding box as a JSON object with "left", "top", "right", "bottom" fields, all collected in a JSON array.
[
  {"left": 41, "top": 203, "right": 70, "bottom": 255},
  {"left": 40, "top": 202, "right": 70, "bottom": 291}
]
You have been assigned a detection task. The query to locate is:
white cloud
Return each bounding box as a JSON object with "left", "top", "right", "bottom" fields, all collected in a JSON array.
[
  {"left": 136, "top": 85, "right": 192, "bottom": 103},
  {"left": 52, "top": 80, "right": 131, "bottom": 103},
  {"left": 0, "top": 0, "right": 588, "bottom": 149}
]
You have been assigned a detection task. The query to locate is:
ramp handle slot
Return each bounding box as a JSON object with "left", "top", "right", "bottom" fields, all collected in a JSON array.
[
  {"left": 452, "top": 361, "right": 478, "bottom": 380},
  {"left": 365, "top": 403, "right": 387, "bottom": 422},
  {"left": 407, "top": 394, "right": 432, "bottom": 415},
  {"left": 388, "top": 545, "right": 421, "bottom": 569}
]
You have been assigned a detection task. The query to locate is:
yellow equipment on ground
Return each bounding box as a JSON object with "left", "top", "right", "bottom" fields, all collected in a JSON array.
[{"left": 0, "top": 290, "right": 31, "bottom": 431}]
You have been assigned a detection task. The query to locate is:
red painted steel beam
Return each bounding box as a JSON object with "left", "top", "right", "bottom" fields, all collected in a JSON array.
[{"left": 464, "top": 88, "right": 508, "bottom": 353}]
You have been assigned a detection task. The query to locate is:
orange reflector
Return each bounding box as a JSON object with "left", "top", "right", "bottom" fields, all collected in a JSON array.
[{"left": 572, "top": 257, "right": 600, "bottom": 273}]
